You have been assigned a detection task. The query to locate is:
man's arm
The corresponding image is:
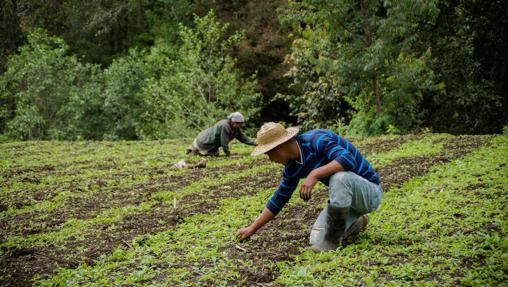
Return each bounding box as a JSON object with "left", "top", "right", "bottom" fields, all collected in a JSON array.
[
  {"left": 235, "top": 207, "right": 275, "bottom": 240},
  {"left": 300, "top": 133, "right": 356, "bottom": 200},
  {"left": 300, "top": 159, "right": 343, "bottom": 201},
  {"left": 236, "top": 173, "right": 299, "bottom": 240},
  {"left": 236, "top": 131, "right": 256, "bottom": 146}
]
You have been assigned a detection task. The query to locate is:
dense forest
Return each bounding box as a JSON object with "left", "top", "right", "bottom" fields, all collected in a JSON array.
[{"left": 1, "top": 0, "right": 507, "bottom": 140}]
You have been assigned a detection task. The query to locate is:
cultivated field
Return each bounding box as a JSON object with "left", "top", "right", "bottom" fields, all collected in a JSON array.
[{"left": 0, "top": 134, "right": 506, "bottom": 286}]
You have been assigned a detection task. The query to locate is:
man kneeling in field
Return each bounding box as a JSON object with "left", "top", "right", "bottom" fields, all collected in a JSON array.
[{"left": 236, "top": 122, "right": 383, "bottom": 252}]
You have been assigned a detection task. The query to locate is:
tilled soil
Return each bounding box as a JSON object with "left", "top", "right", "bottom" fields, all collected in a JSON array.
[
  {"left": 0, "top": 158, "right": 267, "bottom": 241},
  {"left": 2, "top": 160, "right": 178, "bottom": 211},
  {"left": 378, "top": 135, "right": 493, "bottom": 191},
  {"left": 0, "top": 135, "right": 493, "bottom": 286},
  {"left": 2, "top": 155, "right": 185, "bottom": 209},
  {"left": 0, "top": 167, "right": 278, "bottom": 287},
  {"left": 352, "top": 134, "right": 424, "bottom": 157}
]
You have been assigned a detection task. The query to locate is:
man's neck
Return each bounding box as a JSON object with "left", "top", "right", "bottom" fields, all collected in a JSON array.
[{"left": 288, "top": 139, "right": 301, "bottom": 162}]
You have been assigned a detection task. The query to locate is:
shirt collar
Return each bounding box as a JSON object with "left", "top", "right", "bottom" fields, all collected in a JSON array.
[{"left": 295, "top": 138, "right": 303, "bottom": 165}]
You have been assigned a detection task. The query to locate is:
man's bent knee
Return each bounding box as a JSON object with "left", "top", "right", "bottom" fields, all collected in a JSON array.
[
  {"left": 329, "top": 171, "right": 356, "bottom": 187},
  {"left": 329, "top": 172, "right": 355, "bottom": 208}
]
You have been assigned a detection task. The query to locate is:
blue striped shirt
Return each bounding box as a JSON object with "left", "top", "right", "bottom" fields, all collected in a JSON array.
[{"left": 266, "top": 129, "right": 380, "bottom": 214}]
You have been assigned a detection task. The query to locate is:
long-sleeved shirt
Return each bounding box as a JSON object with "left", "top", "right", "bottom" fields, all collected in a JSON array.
[
  {"left": 266, "top": 129, "right": 380, "bottom": 214},
  {"left": 195, "top": 119, "right": 255, "bottom": 155}
]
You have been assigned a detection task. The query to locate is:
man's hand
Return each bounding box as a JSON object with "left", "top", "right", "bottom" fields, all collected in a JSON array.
[
  {"left": 236, "top": 226, "right": 255, "bottom": 240},
  {"left": 235, "top": 208, "right": 274, "bottom": 241},
  {"left": 300, "top": 173, "right": 317, "bottom": 201}
]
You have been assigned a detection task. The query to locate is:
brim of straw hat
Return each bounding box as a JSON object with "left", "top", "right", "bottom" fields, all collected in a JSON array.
[{"left": 251, "top": 126, "right": 300, "bottom": 156}]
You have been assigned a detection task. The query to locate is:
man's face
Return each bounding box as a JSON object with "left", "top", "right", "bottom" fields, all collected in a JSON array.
[
  {"left": 231, "top": 122, "right": 243, "bottom": 129},
  {"left": 266, "top": 145, "right": 289, "bottom": 165}
]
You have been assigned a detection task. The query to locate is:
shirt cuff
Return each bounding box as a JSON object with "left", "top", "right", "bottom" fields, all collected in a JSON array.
[
  {"left": 266, "top": 201, "right": 281, "bottom": 215},
  {"left": 335, "top": 157, "right": 353, "bottom": 171}
]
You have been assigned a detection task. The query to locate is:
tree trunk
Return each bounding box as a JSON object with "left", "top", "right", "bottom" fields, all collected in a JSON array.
[
  {"left": 360, "top": 1, "right": 381, "bottom": 115},
  {"left": 373, "top": 78, "right": 381, "bottom": 115},
  {"left": 136, "top": 0, "right": 143, "bottom": 30}
]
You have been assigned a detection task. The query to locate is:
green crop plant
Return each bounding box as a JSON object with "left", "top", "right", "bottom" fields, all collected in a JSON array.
[
  {"left": 2, "top": 135, "right": 502, "bottom": 286},
  {"left": 31, "top": 135, "right": 466, "bottom": 286},
  {"left": 34, "top": 185, "right": 278, "bottom": 286},
  {"left": 368, "top": 133, "right": 451, "bottom": 167},
  {"left": 1, "top": 157, "right": 277, "bottom": 250},
  {"left": 0, "top": 141, "right": 260, "bottom": 225}
]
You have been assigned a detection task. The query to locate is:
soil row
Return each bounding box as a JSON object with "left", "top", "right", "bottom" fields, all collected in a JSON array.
[
  {"left": 0, "top": 167, "right": 278, "bottom": 287},
  {"left": 0, "top": 158, "right": 269, "bottom": 242}
]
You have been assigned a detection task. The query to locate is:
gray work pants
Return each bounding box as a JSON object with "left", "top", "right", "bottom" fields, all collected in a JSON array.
[{"left": 309, "top": 171, "right": 383, "bottom": 245}]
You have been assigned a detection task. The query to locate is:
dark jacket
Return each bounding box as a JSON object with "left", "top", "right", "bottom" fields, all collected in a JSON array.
[{"left": 195, "top": 119, "right": 255, "bottom": 155}]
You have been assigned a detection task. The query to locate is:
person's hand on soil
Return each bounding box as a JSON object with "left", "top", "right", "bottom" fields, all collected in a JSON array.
[
  {"left": 236, "top": 226, "right": 255, "bottom": 240},
  {"left": 300, "top": 174, "right": 317, "bottom": 201}
]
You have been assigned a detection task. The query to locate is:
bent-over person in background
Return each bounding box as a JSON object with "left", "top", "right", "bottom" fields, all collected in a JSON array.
[
  {"left": 186, "top": 112, "right": 256, "bottom": 157},
  {"left": 235, "top": 122, "right": 382, "bottom": 252}
]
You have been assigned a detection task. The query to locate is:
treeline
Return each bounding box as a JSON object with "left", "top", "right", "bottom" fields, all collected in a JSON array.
[{"left": 0, "top": 0, "right": 506, "bottom": 140}]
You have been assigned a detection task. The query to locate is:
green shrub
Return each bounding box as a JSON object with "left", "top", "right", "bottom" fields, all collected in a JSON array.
[
  {"left": 137, "top": 10, "right": 260, "bottom": 139},
  {"left": 0, "top": 29, "right": 103, "bottom": 140}
]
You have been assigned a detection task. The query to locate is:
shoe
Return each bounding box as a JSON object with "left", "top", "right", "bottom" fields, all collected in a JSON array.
[
  {"left": 195, "top": 159, "right": 207, "bottom": 168},
  {"left": 311, "top": 206, "right": 349, "bottom": 252},
  {"left": 341, "top": 214, "right": 368, "bottom": 241}
]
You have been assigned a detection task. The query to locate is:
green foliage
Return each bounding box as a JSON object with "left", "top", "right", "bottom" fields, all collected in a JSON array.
[
  {"left": 279, "top": 35, "right": 348, "bottom": 131},
  {"left": 421, "top": 0, "right": 506, "bottom": 134},
  {"left": 13, "top": 0, "right": 181, "bottom": 66},
  {"left": 138, "top": 10, "right": 260, "bottom": 138},
  {"left": 0, "top": 29, "right": 102, "bottom": 140},
  {"left": 100, "top": 48, "right": 153, "bottom": 140},
  {"left": 0, "top": 0, "right": 24, "bottom": 75},
  {"left": 2, "top": 1, "right": 506, "bottom": 137},
  {"left": 0, "top": 12, "right": 260, "bottom": 140},
  {"left": 368, "top": 133, "right": 450, "bottom": 167},
  {"left": 280, "top": 0, "right": 440, "bottom": 135},
  {"left": 2, "top": 135, "right": 506, "bottom": 285},
  {"left": 0, "top": 140, "right": 265, "bottom": 249},
  {"left": 98, "top": 10, "right": 260, "bottom": 140}
]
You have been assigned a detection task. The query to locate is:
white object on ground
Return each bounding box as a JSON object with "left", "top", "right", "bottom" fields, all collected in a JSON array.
[{"left": 173, "top": 160, "right": 187, "bottom": 169}]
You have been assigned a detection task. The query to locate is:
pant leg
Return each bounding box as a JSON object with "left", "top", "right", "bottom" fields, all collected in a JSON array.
[
  {"left": 190, "top": 139, "right": 212, "bottom": 156},
  {"left": 310, "top": 172, "right": 382, "bottom": 244},
  {"left": 310, "top": 206, "right": 327, "bottom": 245},
  {"left": 329, "top": 172, "right": 382, "bottom": 229}
]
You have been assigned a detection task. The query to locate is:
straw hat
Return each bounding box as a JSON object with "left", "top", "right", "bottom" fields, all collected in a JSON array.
[{"left": 251, "top": 122, "right": 300, "bottom": 156}]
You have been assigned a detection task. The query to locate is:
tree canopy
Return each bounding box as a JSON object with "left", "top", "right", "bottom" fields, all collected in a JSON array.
[{"left": 0, "top": 0, "right": 506, "bottom": 139}]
